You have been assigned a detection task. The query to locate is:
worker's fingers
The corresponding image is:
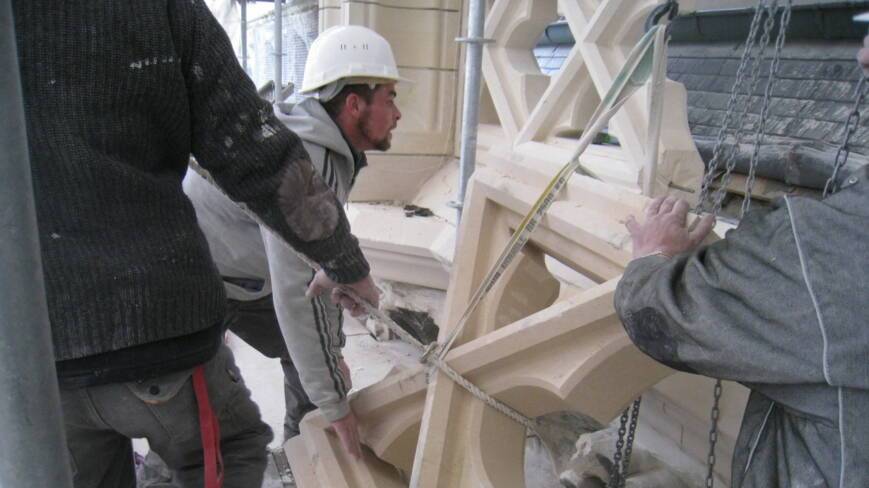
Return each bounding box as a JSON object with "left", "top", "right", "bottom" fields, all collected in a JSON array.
[
  {"left": 688, "top": 214, "right": 716, "bottom": 247},
  {"left": 670, "top": 199, "right": 690, "bottom": 223},
  {"left": 331, "top": 289, "right": 367, "bottom": 317},
  {"left": 645, "top": 196, "right": 666, "bottom": 216},
  {"left": 305, "top": 270, "right": 335, "bottom": 299},
  {"left": 331, "top": 412, "right": 363, "bottom": 461},
  {"left": 658, "top": 196, "right": 677, "bottom": 215},
  {"left": 305, "top": 281, "right": 325, "bottom": 300},
  {"left": 331, "top": 288, "right": 351, "bottom": 307},
  {"left": 625, "top": 215, "right": 641, "bottom": 236},
  {"left": 347, "top": 303, "right": 366, "bottom": 318}
]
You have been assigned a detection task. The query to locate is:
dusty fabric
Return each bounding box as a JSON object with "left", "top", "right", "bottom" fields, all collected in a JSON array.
[
  {"left": 13, "top": 0, "right": 368, "bottom": 375},
  {"left": 225, "top": 296, "right": 317, "bottom": 439},
  {"left": 615, "top": 166, "right": 869, "bottom": 487},
  {"left": 183, "top": 97, "right": 363, "bottom": 423},
  {"left": 62, "top": 345, "right": 271, "bottom": 488}
]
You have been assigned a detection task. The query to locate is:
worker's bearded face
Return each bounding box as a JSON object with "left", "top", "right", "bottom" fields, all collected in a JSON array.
[{"left": 358, "top": 83, "right": 401, "bottom": 152}]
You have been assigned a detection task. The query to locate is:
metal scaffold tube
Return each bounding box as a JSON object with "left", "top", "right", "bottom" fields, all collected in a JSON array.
[
  {"left": 454, "top": 0, "right": 488, "bottom": 224},
  {"left": 0, "top": 3, "right": 74, "bottom": 487},
  {"left": 273, "top": 0, "right": 283, "bottom": 103},
  {"left": 241, "top": 0, "right": 248, "bottom": 72}
]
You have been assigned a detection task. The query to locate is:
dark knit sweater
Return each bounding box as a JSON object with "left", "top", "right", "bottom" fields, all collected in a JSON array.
[{"left": 13, "top": 0, "right": 368, "bottom": 385}]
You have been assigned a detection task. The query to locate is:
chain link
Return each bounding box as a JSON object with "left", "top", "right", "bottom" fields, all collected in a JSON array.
[
  {"left": 824, "top": 75, "right": 868, "bottom": 197},
  {"left": 742, "top": 0, "right": 792, "bottom": 215},
  {"left": 609, "top": 406, "right": 631, "bottom": 488},
  {"left": 705, "top": 380, "right": 724, "bottom": 487},
  {"left": 607, "top": 397, "right": 643, "bottom": 488},
  {"left": 620, "top": 398, "right": 643, "bottom": 487}
]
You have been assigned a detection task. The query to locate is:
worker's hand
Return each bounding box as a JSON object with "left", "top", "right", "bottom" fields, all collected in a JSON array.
[
  {"left": 625, "top": 196, "right": 715, "bottom": 259},
  {"left": 338, "top": 358, "right": 353, "bottom": 391},
  {"left": 859, "top": 35, "right": 869, "bottom": 76},
  {"left": 306, "top": 271, "right": 380, "bottom": 317},
  {"left": 329, "top": 410, "right": 363, "bottom": 461}
]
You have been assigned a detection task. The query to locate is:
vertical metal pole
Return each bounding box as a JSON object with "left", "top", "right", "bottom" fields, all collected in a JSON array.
[
  {"left": 240, "top": 0, "right": 248, "bottom": 73},
  {"left": 274, "top": 0, "right": 283, "bottom": 103},
  {"left": 0, "top": 4, "right": 74, "bottom": 487},
  {"left": 454, "top": 0, "right": 487, "bottom": 224}
]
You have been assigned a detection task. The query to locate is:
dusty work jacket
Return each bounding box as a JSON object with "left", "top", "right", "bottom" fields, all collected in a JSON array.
[
  {"left": 615, "top": 165, "right": 869, "bottom": 488},
  {"left": 184, "top": 97, "right": 366, "bottom": 422}
]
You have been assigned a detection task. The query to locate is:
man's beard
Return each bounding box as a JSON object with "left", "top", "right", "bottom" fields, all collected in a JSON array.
[{"left": 359, "top": 111, "right": 392, "bottom": 151}]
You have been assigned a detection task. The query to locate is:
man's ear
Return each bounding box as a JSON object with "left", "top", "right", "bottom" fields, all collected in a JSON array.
[{"left": 344, "top": 93, "right": 365, "bottom": 118}]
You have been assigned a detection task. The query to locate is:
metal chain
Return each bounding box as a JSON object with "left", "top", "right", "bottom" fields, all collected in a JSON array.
[
  {"left": 742, "top": 0, "right": 793, "bottom": 215},
  {"left": 620, "top": 398, "right": 643, "bottom": 487},
  {"left": 708, "top": 0, "right": 780, "bottom": 216},
  {"left": 824, "top": 75, "right": 868, "bottom": 197},
  {"left": 696, "top": 2, "right": 770, "bottom": 208},
  {"left": 705, "top": 380, "right": 724, "bottom": 487},
  {"left": 609, "top": 407, "right": 631, "bottom": 488},
  {"left": 608, "top": 397, "right": 643, "bottom": 488},
  {"left": 694, "top": 3, "right": 792, "bottom": 486}
]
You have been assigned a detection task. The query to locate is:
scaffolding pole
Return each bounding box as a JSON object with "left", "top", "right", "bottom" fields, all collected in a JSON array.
[
  {"left": 241, "top": 0, "right": 248, "bottom": 72},
  {"left": 0, "top": 3, "right": 74, "bottom": 487},
  {"left": 453, "top": 0, "right": 488, "bottom": 224},
  {"left": 273, "top": 0, "right": 283, "bottom": 103}
]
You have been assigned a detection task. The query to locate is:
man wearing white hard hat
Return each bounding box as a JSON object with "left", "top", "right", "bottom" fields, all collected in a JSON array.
[{"left": 176, "top": 24, "right": 402, "bottom": 474}]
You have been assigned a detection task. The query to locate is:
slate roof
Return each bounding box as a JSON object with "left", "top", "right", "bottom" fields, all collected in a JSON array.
[{"left": 533, "top": 21, "right": 868, "bottom": 189}]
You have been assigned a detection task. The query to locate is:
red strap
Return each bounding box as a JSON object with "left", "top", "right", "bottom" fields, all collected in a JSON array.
[{"left": 193, "top": 364, "right": 224, "bottom": 488}]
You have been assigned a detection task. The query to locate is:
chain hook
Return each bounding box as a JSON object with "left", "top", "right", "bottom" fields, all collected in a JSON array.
[{"left": 645, "top": 0, "right": 680, "bottom": 32}]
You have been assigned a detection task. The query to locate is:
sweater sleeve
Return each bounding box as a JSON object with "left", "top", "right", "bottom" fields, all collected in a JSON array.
[
  {"left": 170, "top": 0, "right": 368, "bottom": 283},
  {"left": 613, "top": 202, "right": 829, "bottom": 386},
  {"left": 261, "top": 227, "right": 351, "bottom": 422}
]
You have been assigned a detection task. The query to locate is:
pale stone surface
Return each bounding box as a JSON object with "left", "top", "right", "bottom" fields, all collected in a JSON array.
[
  {"left": 480, "top": 0, "right": 703, "bottom": 198},
  {"left": 285, "top": 163, "right": 677, "bottom": 487},
  {"left": 282, "top": 2, "right": 741, "bottom": 486},
  {"left": 347, "top": 202, "right": 453, "bottom": 289},
  {"left": 578, "top": 0, "right": 703, "bottom": 199}
]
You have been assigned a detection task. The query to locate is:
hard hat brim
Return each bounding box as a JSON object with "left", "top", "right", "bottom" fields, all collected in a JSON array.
[{"left": 299, "top": 75, "right": 414, "bottom": 95}]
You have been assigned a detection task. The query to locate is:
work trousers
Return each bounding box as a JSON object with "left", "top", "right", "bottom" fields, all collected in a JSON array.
[
  {"left": 61, "top": 345, "right": 272, "bottom": 488},
  {"left": 227, "top": 295, "right": 316, "bottom": 440}
]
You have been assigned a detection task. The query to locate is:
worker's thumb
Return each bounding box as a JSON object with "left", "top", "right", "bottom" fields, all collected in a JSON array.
[
  {"left": 305, "top": 271, "right": 330, "bottom": 299},
  {"left": 688, "top": 214, "right": 716, "bottom": 247},
  {"left": 624, "top": 215, "right": 641, "bottom": 236}
]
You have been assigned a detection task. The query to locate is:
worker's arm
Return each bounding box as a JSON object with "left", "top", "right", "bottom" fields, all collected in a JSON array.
[
  {"left": 615, "top": 197, "right": 831, "bottom": 386},
  {"left": 261, "top": 227, "right": 362, "bottom": 458},
  {"left": 170, "top": 0, "right": 367, "bottom": 285}
]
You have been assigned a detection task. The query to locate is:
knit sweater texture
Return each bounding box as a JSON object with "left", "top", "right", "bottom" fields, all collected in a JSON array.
[{"left": 14, "top": 0, "right": 368, "bottom": 383}]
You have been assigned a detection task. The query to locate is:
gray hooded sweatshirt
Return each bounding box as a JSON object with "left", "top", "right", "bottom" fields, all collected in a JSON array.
[
  {"left": 615, "top": 165, "right": 869, "bottom": 487},
  {"left": 183, "top": 97, "right": 365, "bottom": 422}
]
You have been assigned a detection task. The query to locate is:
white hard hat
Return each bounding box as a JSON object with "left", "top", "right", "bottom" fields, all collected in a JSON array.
[
  {"left": 300, "top": 25, "right": 406, "bottom": 94},
  {"left": 856, "top": 12, "right": 869, "bottom": 23}
]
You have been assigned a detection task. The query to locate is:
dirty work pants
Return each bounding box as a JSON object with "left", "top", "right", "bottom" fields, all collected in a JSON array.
[
  {"left": 227, "top": 295, "right": 316, "bottom": 440},
  {"left": 60, "top": 344, "right": 272, "bottom": 488}
]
